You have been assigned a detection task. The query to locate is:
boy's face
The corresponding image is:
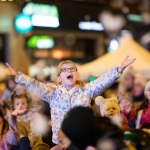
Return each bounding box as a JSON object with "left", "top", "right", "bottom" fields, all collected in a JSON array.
[
  {"left": 145, "top": 87, "right": 150, "bottom": 101},
  {"left": 119, "top": 99, "right": 132, "bottom": 114},
  {"left": 104, "top": 107, "right": 119, "bottom": 118},
  {"left": 58, "top": 63, "right": 78, "bottom": 90},
  {"left": 13, "top": 97, "right": 28, "bottom": 110}
]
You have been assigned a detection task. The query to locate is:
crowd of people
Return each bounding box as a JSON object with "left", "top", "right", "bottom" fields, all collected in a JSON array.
[{"left": 0, "top": 56, "right": 150, "bottom": 150}]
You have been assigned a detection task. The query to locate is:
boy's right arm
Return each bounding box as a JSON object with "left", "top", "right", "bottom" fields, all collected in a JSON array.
[{"left": 6, "top": 63, "right": 55, "bottom": 103}]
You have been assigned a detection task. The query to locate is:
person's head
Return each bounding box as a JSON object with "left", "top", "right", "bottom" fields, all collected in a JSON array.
[
  {"left": 133, "top": 74, "right": 147, "bottom": 93},
  {"left": 62, "top": 106, "right": 102, "bottom": 150},
  {"left": 56, "top": 60, "right": 84, "bottom": 90},
  {"left": 32, "top": 143, "right": 50, "bottom": 150},
  {"left": 95, "top": 96, "right": 120, "bottom": 118},
  {"left": 11, "top": 88, "right": 31, "bottom": 110},
  {"left": 58, "top": 129, "right": 71, "bottom": 150},
  {"left": 117, "top": 92, "right": 133, "bottom": 114},
  {"left": 0, "top": 106, "right": 9, "bottom": 135},
  {"left": 6, "top": 77, "right": 16, "bottom": 91},
  {"left": 120, "top": 66, "right": 135, "bottom": 91},
  {"left": 144, "top": 80, "right": 150, "bottom": 101}
]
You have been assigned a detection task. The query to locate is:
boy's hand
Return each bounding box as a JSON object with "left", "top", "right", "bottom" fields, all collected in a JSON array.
[
  {"left": 6, "top": 62, "right": 18, "bottom": 78},
  {"left": 118, "top": 56, "right": 136, "bottom": 73}
]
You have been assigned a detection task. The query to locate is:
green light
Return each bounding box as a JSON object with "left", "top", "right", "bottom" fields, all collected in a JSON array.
[
  {"left": 27, "top": 35, "right": 54, "bottom": 49},
  {"left": 127, "top": 14, "right": 142, "bottom": 22},
  {"left": 89, "top": 76, "right": 96, "bottom": 82},
  {"left": 23, "top": 2, "right": 59, "bottom": 17}
]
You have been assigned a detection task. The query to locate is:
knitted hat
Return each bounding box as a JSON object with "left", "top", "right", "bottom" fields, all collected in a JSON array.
[
  {"left": 144, "top": 80, "right": 150, "bottom": 96},
  {"left": 95, "top": 96, "right": 120, "bottom": 117},
  {"left": 123, "top": 131, "right": 138, "bottom": 144},
  {"left": 117, "top": 92, "right": 132, "bottom": 104},
  {"left": 61, "top": 106, "right": 101, "bottom": 150}
]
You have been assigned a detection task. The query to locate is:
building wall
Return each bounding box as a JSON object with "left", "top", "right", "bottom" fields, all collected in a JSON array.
[{"left": 0, "top": 2, "right": 30, "bottom": 74}]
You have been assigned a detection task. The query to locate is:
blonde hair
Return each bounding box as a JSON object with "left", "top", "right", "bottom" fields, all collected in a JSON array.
[{"left": 55, "top": 60, "right": 84, "bottom": 86}]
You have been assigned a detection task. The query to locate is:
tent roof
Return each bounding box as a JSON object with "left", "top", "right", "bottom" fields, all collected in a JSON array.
[{"left": 78, "top": 36, "right": 150, "bottom": 80}]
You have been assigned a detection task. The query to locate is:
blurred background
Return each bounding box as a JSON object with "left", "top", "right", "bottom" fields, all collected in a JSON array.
[{"left": 0, "top": 0, "right": 150, "bottom": 82}]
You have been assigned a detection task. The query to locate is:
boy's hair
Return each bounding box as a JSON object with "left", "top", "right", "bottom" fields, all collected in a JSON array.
[
  {"left": 55, "top": 60, "right": 84, "bottom": 86},
  {"left": 11, "top": 89, "right": 31, "bottom": 110},
  {"left": 32, "top": 143, "right": 50, "bottom": 150}
]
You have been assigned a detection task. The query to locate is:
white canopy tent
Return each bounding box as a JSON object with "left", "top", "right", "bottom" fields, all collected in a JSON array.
[{"left": 78, "top": 36, "right": 150, "bottom": 81}]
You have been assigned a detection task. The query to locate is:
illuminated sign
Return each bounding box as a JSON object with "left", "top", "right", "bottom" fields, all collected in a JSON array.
[
  {"left": 14, "top": 2, "right": 59, "bottom": 33},
  {"left": 27, "top": 35, "right": 54, "bottom": 49},
  {"left": 78, "top": 21, "right": 104, "bottom": 31},
  {"left": 14, "top": 13, "right": 32, "bottom": 34},
  {"left": 23, "top": 2, "right": 59, "bottom": 27}
]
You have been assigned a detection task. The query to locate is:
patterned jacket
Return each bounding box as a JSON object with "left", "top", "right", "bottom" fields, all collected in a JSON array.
[{"left": 15, "top": 67, "right": 121, "bottom": 144}]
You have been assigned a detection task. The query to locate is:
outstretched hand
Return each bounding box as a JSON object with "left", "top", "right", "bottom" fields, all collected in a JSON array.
[
  {"left": 11, "top": 105, "right": 27, "bottom": 116},
  {"left": 6, "top": 62, "right": 18, "bottom": 78},
  {"left": 118, "top": 56, "right": 136, "bottom": 73}
]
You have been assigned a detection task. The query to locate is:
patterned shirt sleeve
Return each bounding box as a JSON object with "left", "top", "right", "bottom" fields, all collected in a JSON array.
[
  {"left": 85, "top": 67, "right": 121, "bottom": 98},
  {"left": 15, "top": 72, "right": 55, "bottom": 103}
]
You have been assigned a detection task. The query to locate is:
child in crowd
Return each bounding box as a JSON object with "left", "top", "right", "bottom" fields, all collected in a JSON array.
[
  {"left": 95, "top": 96, "right": 129, "bottom": 129},
  {"left": 132, "top": 73, "right": 147, "bottom": 108},
  {"left": 118, "top": 66, "right": 135, "bottom": 95},
  {"left": 117, "top": 92, "right": 137, "bottom": 128},
  {"left": 0, "top": 106, "right": 18, "bottom": 150},
  {"left": 6, "top": 55, "right": 135, "bottom": 145},
  {"left": 10, "top": 88, "right": 43, "bottom": 148},
  {"left": 136, "top": 80, "right": 150, "bottom": 128}
]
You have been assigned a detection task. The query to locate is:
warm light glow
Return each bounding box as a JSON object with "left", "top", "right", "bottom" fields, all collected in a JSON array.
[
  {"left": 51, "top": 50, "right": 63, "bottom": 59},
  {"left": 33, "top": 50, "right": 49, "bottom": 58},
  {"left": 1, "top": 0, "right": 7, "bottom": 1}
]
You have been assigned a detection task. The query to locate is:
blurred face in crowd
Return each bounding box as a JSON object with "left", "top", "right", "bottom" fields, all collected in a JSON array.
[
  {"left": 7, "top": 78, "right": 16, "bottom": 90},
  {"left": 145, "top": 87, "right": 150, "bottom": 101},
  {"left": 13, "top": 97, "right": 28, "bottom": 110},
  {"left": 124, "top": 74, "right": 134, "bottom": 90},
  {"left": 104, "top": 107, "right": 119, "bottom": 118},
  {"left": 119, "top": 99, "right": 132, "bottom": 114}
]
